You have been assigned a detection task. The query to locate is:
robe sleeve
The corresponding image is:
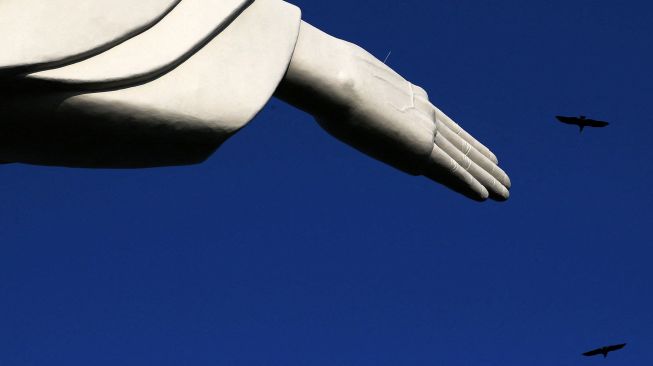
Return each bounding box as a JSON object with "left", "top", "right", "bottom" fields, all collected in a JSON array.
[{"left": 0, "top": 0, "right": 301, "bottom": 168}]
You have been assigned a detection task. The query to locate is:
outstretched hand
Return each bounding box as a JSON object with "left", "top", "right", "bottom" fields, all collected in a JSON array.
[{"left": 276, "top": 22, "right": 510, "bottom": 201}]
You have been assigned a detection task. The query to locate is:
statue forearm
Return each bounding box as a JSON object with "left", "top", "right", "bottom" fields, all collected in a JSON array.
[
  {"left": 275, "top": 20, "right": 415, "bottom": 115},
  {"left": 275, "top": 20, "right": 442, "bottom": 176},
  {"left": 274, "top": 21, "right": 362, "bottom": 118}
]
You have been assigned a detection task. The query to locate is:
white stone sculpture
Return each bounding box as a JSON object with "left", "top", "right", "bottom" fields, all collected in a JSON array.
[{"left": 0, "top": 0, "right": 511, "bottom": 201}]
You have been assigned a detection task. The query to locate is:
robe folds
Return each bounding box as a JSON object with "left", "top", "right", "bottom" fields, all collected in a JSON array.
[{"left": 0, "top": 0, "right": 301, "bottom": 167}]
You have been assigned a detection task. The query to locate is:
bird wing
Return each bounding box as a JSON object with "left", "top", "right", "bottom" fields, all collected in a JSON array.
[
  {"left": 606, "top": 343, "right": 626, "bottom": 352},
  {"left": 555, "top": 116, "right": 578, "bottom": 124},
  {"left": 585, "top": 119, "right": 610, "bottom": 128},
  {"left": 582, "top": 348, "right": 603, "bottom": 356}
]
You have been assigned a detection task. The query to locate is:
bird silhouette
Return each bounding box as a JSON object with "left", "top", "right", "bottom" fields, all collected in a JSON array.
[
  {"left": 582, "top": 343, "right": 626, "bottom": 358},
  {"left": 555, "top": 115, "right": 609, "bottom": 132}
]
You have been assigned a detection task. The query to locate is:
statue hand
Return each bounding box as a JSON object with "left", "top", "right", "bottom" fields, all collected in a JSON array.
[
  {"left": 314, "top": 44, "right": 510, "bottom": 201},
  {"left": 275, "top": 22, "right": 510, "bottom": 201}
]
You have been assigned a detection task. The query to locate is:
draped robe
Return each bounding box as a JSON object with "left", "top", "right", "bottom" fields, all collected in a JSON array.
[{"left": 0, "top": 0, "right": 301, "bottom": 167}]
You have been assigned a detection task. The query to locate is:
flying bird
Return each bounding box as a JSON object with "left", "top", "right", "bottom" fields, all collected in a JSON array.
[
  {"left": 555, "top": 115, "right": 609, "bottom": 132},
  {"left": 582, "top": 343, "right": 626, "bottom": 358}
]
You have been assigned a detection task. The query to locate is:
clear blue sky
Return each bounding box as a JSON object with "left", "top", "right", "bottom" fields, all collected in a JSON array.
[{"left": 1, "top": 0, "right": 652, "bottom": 365}]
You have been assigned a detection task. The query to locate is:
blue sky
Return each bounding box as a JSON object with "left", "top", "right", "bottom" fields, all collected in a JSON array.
[{"left": 1, "top": 0, "right": 652, "bottom": 365}]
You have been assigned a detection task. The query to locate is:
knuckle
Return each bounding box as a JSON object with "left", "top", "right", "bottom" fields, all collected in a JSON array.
[{"left": 412, "top": 84, "right": 429, "bottom": 100}]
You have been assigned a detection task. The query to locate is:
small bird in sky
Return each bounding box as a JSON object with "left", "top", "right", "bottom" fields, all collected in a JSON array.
[
  {"left": 582, "top": 343, "right": 626, "bottom": 358},
  {"left": 555, "top": 115, "right": 610, "bottom": 132}
]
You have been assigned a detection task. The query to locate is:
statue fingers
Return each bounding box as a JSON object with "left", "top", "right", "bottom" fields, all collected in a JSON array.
[
  {"left": 412, "top": 111, "right": 502, "bottom": 200},
  {"left": 435, "top": 119, "right": 511, "bottom": 188},
  {"left": 424, "top": 144, "right": 489, "bottom": 202},
  {"left": 433, "top": 133, "right": 509, "bottom": 201},
  {"left": 431, "top": 105, "right": 499, "bottom": 164}
]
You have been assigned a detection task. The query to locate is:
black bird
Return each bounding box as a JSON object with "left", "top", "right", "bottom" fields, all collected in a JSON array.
[
  {"left": 582, "top": 343, "right": 626, "bottom": 358},
  {"left": 555, "top": 115, "right": 609, "bottom": 132}
]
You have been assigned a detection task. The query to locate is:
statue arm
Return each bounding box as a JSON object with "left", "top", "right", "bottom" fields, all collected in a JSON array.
[
  {"left": 274, "top": 21, "right": 510, "bottom": 201},
  {"left": 0, "top": 0, "right": 509, "bottom": 201}
]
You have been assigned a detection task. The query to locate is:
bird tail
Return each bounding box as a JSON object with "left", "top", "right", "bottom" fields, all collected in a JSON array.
[{"left": 579, "top": 125, "right": 585, "bottom": 133}]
